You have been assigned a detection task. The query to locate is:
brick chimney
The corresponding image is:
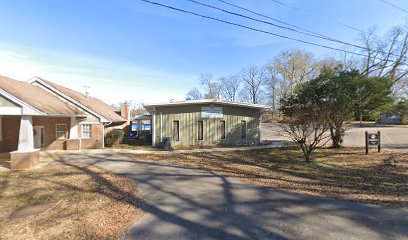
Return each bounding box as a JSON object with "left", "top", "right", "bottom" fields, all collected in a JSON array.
[{"left": 120, "top": 103, "right": 131, "bottom": 126}]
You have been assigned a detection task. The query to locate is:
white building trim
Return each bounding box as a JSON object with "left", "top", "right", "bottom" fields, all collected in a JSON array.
[
  {"left": 0, "top": 88, "right": 44, "bottom": 116},
  {"left": 69, "top": 116, "right": 78, "bottom": 139},
  {"left": 0, "top": 116, "right": 2, "bottom": 142},
  {"left": 152, "top": 107, "right": 156, "bottom": 147},
  {"left": 144, "top": 99, "right": 270, "bottom": 110},
  {"left": 17, "top": 116, "right": 34, "bottom": 152}
]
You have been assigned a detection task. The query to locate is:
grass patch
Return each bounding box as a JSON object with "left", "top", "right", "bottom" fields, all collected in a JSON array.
[
  {"left": 140, "top": 148, "right": 408, "bottom": 208},
  {"left": 0, "top": 163, "right": 143, "bottom": 239},
  {"left": 105, "top": 144, "right": 163, "bottom": 151}
]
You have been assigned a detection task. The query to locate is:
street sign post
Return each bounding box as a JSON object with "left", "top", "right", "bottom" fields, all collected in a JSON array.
[{"left": 365, "top": 131, "right": 381, "bottom": 154}]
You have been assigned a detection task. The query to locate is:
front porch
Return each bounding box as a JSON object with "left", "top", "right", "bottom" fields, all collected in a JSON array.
[{"left": 0, "top": 115, "right": 80, "bottom": 170}]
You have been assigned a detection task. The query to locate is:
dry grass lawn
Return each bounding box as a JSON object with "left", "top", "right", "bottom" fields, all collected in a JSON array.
[
  {"left": 0, "top": 163, "right": 143, "bottom": 240},
  {"left": 141, "top": 148, "right": 408, "bottom": 208},
  {"left": 105, "top": 143, "right": 161, "bottom": 151}
]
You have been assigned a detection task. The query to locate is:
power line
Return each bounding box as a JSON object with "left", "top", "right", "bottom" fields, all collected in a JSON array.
[
  {"left": 139, "top": 0, "right": 368, "bottom": 57},
  {"left": 139, "top": 0, "right": 403, "bottom": 64},
  {"left": 378, "top": 0, "right": 408, "bottom": 14},
  {"left": 187, "top": 0, "right": 367, "bottom": 52},
  {"left": 188, "top": 0, "right": 405, "bottom": 59},
  {"left": 216, "top": 0, "right": 319, "bottom": 35},
  {"left": 267, "top": 0, "right": 367, "bottom": 34}
]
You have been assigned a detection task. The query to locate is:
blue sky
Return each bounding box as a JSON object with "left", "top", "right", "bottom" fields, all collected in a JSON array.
[{"left": 0, "top": 0, "right": 407, "bottom": 104}]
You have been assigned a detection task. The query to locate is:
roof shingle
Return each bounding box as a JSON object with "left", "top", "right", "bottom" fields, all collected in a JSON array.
[
  {"left": 0, "top": 75, "right": 85, "bottom": 116},
  {"left": 37, "top": 78, "right": 125, "bottom": 123}
]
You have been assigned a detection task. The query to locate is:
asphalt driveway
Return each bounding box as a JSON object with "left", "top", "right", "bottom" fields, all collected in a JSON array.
[
  {"left": 262, "top": 123, "right": 408, "bottom": 149},
  {"left": 54, "top": 153, "right": 408, "bottom": 240}
]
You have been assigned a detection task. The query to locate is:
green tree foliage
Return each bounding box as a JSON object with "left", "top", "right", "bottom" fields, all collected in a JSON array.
[
  {"left": 288, "top": 67, "right": 394, "bottom": 148},
  {"left": 393, "top": 98, "right": 408, "bottom": 124}
]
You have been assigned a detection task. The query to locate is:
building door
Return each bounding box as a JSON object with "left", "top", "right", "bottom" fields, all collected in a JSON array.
[{"left": 33, "top": 126, "right": 44, "bottom": 149}]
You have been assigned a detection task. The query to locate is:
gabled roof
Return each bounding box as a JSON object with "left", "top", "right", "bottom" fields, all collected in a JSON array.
[
  {"left": 0, "top": 75, "right": 86, "bottom": 116},
  {"left": 144, "top": 99, "right": 269, "bottom": 110},
  {"left": 30, "top": 77, "right": 125, "bottom": 123},
  {"left": 133, "top": 115, "right": 152, "bottom": 121}
]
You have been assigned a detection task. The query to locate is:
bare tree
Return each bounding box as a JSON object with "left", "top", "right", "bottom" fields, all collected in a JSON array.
[
  {"left": 265, "top": 50, "right": 320, "bottom": 112},
  {"left": 219, "top": 74, "right": 241, "bottom": 101},
  {"left": 358, "top": 26, "right": 408, "bottom": 84},
  {"left": 264, "top": 69, "right": 279, "bottom": 113},
  {"left": 280, "top": 101, "right": 331, "bottom": 162},
  {"left": 112, "top": 100, "right": 147, "bottom": 117},
  {"left": 200, "top": 72, "right": 220, "bottom": 99},
  {"left": 270, "top": 50, "right": 318, "bottom": 96},
  {"left": 186, "top": 87, "right": 203, "bottom": 100},
  {"left": 240, "top": 65, "right": 267, "bottom": 104}
]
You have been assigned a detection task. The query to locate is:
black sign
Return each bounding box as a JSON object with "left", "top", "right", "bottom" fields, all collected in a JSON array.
[
  {"left": 365, "top": 131, "right": 381, "bottom": 154},
  {"left": 368, "top": 133, "right": 379, "bottom": 146}
]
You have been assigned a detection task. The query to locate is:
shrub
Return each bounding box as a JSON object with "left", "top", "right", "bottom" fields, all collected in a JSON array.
[{"left": 105, "top": 129, "right": 125, "bottom": 147}]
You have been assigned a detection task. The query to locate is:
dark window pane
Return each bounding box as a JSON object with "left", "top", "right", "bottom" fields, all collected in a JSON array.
[
  {"left": 241, "top": 120, "right": 246, "bottom": 140},
  {"left": 198, "top": 121, "right": 203, "bottom": 140},
  {"left": 173, "top": 121, "right": 180, "bottom": 141},
  {"left": 220, "top": 120, "right": 226, "bottom": 140}
]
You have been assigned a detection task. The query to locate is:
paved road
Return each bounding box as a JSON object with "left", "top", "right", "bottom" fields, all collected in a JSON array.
[
  {"left": 54, "top": 153, "right": 407, "bottom": 240},
  {"left": 262, "top": 123, "right": 408, "bottom": 149}
]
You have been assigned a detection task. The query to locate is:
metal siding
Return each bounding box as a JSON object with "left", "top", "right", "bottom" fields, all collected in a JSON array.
[{"left": 155, "top": 104, "right": 260, "bottom": 146}]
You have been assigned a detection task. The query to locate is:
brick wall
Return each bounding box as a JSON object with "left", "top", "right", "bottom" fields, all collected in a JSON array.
[
  {"left": 33, "top": 117, "right": 71, "bottom": 150},
  {"left": 0, "top": 116, "right": 105, "bottom": 152},
  {"left": 0, "top": 116, "right": 20, "bottom": 153},
  {"left": 78, "top": 123, "right": 104, "bottom": 149}
]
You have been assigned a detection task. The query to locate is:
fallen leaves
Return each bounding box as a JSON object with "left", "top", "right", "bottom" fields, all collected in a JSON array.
[
  {"left": 140, "top": 147, "right": 408, "bottom": 208},
  {"left": 0, "top": 164, "right": 143, "bottom": 240}
]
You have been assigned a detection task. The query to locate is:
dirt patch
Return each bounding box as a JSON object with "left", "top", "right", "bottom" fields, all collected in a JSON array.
[
  {"left": 8, "top": 201, "right": 60, "bottom": 220},
  {"left": 0, "top": 163, "right": 143, "bottom": 240},
  {"left": 139, "top": 148, "right": 408, "bottom": 208}
]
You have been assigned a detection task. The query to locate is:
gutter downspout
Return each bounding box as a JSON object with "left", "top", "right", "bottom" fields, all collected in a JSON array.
[
  {"left": 152, "top": 107, "right": 156, "bottom": 147},
  {"left": 259, "top": 111, "right": 263, "bottom": 144},
  {"left": 160, "top": 112, "right": 163, "bottom": 143}
]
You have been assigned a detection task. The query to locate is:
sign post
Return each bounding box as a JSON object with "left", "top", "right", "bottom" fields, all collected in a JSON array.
[
  {"left": 365, "top": 131, "right": 368, "bottom": 154},
  {"left": 365, "top": 131, "right": 381, "bottom": 154}
]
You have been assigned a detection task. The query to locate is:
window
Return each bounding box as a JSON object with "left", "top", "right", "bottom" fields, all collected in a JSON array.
[
  {"left": 82, "top": 124, "right": 92, "bottom": 139},
  {"left": 56, "top": 124, "right": 66, "bottom": 139},
  {"left": 198, "top": 121, "right": 203, "bottom": 140},
  {"left": 240, "top": 120, "right": 247, "bottom": 140},
  {"left": 173, "top": 121, "right": 180, "bottom": 141},
  {"left": 220, "top": 120, "right": 226, "bottom": 140}
]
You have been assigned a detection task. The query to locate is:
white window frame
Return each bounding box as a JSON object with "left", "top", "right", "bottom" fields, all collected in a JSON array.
[
  {"left": 56, "top": 124, "right": 67, "bottom": 139},
  {"left": 81, "top": 124, "right": 92, "bottom": 139}
]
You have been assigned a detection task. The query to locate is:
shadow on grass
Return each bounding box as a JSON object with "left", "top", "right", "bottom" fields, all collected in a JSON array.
[
  {"left": 151, "top": 148, "right": 408, "bottom": 206},
  {"left": 34, "top": 151, "right": 408, "bottom": 240}
]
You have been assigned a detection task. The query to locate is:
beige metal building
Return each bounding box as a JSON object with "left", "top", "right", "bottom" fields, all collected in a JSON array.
[{"left": 144, "top": 99, "right": 268, "bottom": 147}]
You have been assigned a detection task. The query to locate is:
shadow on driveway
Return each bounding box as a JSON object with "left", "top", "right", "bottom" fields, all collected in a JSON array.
[{"left": 54, "top": 152, "right": 408, "bottom": 240}]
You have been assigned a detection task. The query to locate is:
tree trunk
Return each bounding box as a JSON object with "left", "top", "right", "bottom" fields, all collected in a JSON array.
[
  {"left": 359, "top": 112, "right": 363, "bottom": 126},
  {"left": 330, "top": 126, "right": 343, "bottom": 148},
  {"left": 302, "top": 147, "right": 312, "bottom": 163},
  {"left": 329, "top": 120, "right": 345, "bottom": 148}
]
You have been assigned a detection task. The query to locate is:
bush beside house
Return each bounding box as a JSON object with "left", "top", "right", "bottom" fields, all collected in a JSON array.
[{"left": 104, "top": 129, "right": 126, "bottom": 147}]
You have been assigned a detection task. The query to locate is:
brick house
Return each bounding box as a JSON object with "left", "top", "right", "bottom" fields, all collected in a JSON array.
[{"left": 0, "top": 75, "right": 128, "bottom": 169}]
